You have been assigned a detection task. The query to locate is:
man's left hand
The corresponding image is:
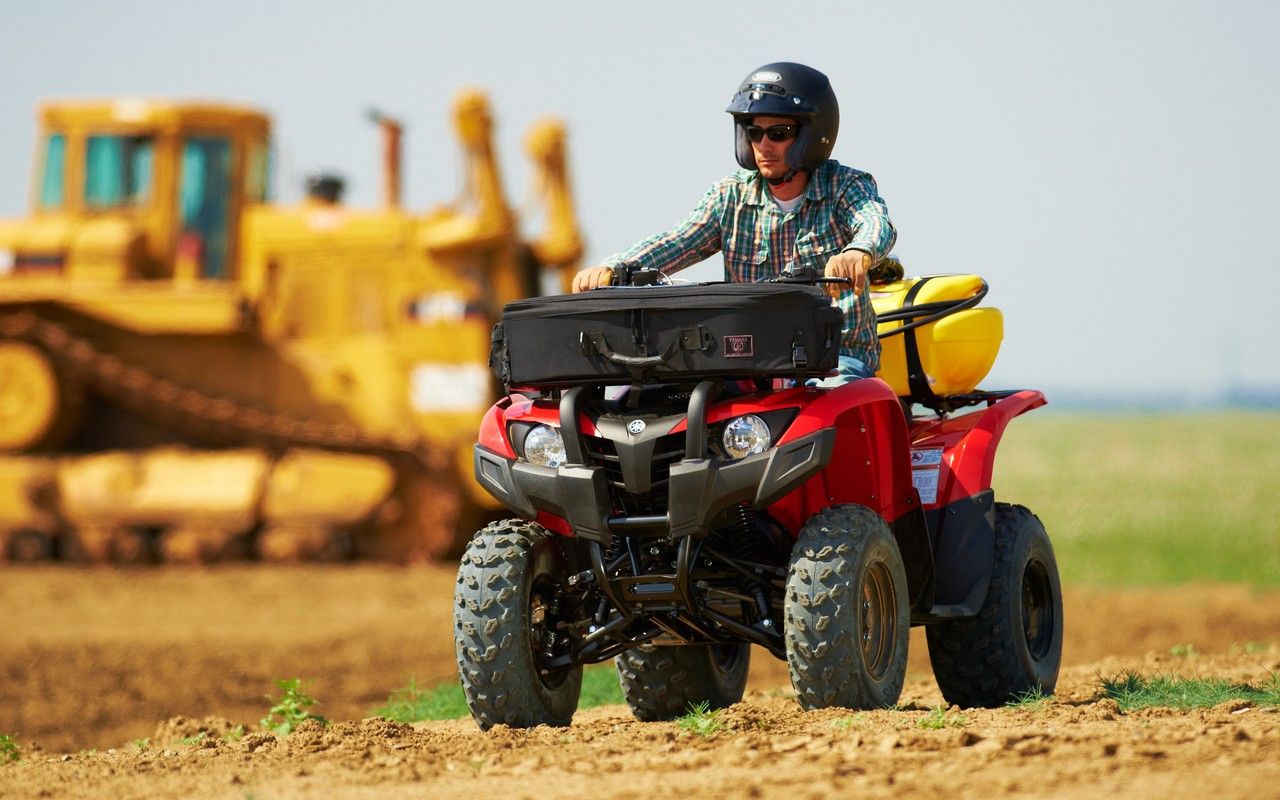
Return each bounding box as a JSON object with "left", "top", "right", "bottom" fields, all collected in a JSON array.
[{"left": 823, "top": 249, "right": 870, "bottom": 298}]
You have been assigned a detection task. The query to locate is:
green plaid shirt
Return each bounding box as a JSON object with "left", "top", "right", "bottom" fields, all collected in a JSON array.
[{"left": 602, "top": 160, "right": 895, "bottom": 370}]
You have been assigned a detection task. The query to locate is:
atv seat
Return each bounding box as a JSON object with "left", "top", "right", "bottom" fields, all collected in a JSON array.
[{"left": 871, "top": 275, "right": 1003, "bottom": 406}]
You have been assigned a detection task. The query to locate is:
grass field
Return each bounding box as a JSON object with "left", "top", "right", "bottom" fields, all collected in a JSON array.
[{"left": 991, "top": 411, "right": 1280, "bottom": 586}]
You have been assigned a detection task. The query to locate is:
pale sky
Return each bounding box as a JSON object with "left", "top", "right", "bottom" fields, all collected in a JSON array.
[{"left": 2, "top": 0, "right": 1277, "bottom": 401}]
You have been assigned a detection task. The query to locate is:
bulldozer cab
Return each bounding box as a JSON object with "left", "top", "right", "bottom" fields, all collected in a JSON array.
[{"left": 29, "top": 99, "right": 269, "bottom": 282}]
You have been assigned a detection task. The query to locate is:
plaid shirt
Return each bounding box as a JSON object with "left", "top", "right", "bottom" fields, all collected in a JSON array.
[{"left": 602, "top": 160, "right": 895, "bottom": 369}]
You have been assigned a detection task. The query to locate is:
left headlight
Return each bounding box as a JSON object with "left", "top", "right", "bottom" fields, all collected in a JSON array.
[
  {"left": 523, "top": 424, "right": 567, "bottom": 468},
  {"left": 722, "top": 414, "right": 772, "bottom": 460}
]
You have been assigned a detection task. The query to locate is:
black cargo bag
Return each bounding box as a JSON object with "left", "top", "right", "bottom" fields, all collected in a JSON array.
[{"left": 490, "top": 283, "right": 843, "bottom": 388}]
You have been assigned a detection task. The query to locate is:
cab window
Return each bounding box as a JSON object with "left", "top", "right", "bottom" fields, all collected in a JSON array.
[
  {"left": 179, "top": 137, "right": 232, "bottom": 278},
  {"left": 40, "top": 133, "right": 66, "bottom": 209},
  {"left": 84, "top": 135, "right": 154, "bottom": 208}
]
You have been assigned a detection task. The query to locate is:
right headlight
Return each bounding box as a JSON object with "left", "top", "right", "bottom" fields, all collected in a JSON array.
[
  {"left": 523, "top": 424, "right": 566, "bottom": 468},
  {"left": 722, "top": 414, "right": 772, "bottom": 460}
]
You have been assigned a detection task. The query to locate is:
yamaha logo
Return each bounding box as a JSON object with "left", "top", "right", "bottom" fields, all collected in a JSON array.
[{"left": 627, "top": 419, "right": 646, "bottom": 435}]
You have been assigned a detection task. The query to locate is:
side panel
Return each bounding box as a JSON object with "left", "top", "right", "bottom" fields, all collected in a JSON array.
[
  {"left": 908, "top": 390, "right": 1046, "bottom": 507},
  {"left": 923, "top": 490, "right": 995, "bottom": 614},
  {"left": 769, "top": 378, "right": 916, "bottom": 533},
  {"left": 766, "top": 379, "right": 934, "bottom": 607},
  {"left": 907, "top": 390, "right": 1045, "bottom": 617}
]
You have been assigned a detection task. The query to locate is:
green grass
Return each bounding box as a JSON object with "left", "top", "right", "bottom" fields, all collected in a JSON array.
[
  {"left": 991, "top": 412, "right": 1280, "bottom": 586},
  {"left": 373, "top": 664, "right": 626, "bottom": 723},
  {"left": 0, "top": 733, "right": 19, "bottom": 764},
  {"left": 1005, "top": 686, "right": 1053, "bottom": 711},
  {"left": 676, "top": 701, "right": 725, "bottom": 737},
  {"left": 1102, "top": 671, "right": 1280, "bottom": 711},
  {"left": 830, "top": 712, "right": 869, "bottom": 730},
  {"left": 916, "top": 704, "right": 966, "bottom": 729}
]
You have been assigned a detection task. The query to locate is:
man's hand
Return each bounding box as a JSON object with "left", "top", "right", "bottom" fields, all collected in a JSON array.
[
  {"left": 823, "top": 249, "right": 870, "bottom": 298},
  {"left": 571, "top": 266, "right": 615, "bottom": 293}
]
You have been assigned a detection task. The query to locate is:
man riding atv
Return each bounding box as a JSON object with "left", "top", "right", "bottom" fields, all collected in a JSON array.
[
  {"left": 457, "top": 63, "right": 1063, "bottom": 731},
  {"left": 573, "top": 62, "right": 893, "bottom": 386}
]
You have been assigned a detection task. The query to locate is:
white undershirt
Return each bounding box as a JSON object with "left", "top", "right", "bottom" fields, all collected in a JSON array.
[{"left": 771, "top": 193, "right": 803, "bottom": 214}]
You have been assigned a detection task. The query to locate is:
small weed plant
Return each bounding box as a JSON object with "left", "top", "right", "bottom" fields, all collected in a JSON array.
[
  {"left": 130, "top": 738, "right": 150, "bottom": 750},
  {"left": 1103, "top": 671, "right": 1280, "bottom": 711},
  {"left": 223, "top": 725, "right": 245, "bottom": 742},
  {"left": 830, "top": 712, "right": 869, "bottom": 730},
  {"left": 261, "top": 678, "right": 327, "bottom": 736},
  {"left": 178, "top": 732, "right": 207, "bottom": 746},
  {"left": 1006, "top": 686, "right": 1053, "bottom": 711},
  {"left": 917, "top": 704, "right": 966, "bottom": 730},
  {"left": 1168, "top": 644, "right": 1197, "bottom": 658},
  {"left": 677, "top": 701, "right": 725, "bottom": 737},
  {"left": 0, "top": 734, "right": 19, "bottom": 764}
]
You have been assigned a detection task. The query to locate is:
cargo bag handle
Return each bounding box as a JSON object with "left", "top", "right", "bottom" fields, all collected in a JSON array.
[{"left": 579, "top": 325, "right": 714, "bottom": 382}]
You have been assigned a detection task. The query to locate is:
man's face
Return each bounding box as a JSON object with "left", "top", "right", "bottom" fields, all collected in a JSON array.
[{"left": 748, "top": 115, "right": 799, "bottom": 179}]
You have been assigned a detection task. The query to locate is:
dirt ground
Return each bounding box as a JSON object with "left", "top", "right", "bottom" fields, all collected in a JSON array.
[{"left": 1, "top": 566, "right": 1278, "bottom": 799}]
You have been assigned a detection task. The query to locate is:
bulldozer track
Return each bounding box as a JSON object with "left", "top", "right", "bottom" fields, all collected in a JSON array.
[{"left": 0, "top": 311, "right": 439, "bottom": 469}]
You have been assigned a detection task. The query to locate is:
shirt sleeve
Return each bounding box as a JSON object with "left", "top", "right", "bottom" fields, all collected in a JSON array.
[
  {"left": 601, "top": 181, "right": 725, "bottom": 274},
  {"left": 836, "top": 172, "right": 896, "bottom": 261}
]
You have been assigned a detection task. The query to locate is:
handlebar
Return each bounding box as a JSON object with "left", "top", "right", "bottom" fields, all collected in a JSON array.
[{"left": 602, "top": 262, "right": 850, "bottom": 289}]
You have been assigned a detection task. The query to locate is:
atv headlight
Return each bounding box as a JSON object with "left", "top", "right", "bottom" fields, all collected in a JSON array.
[
  {"left": 523, "top": 424, "right": 566, "bottom": 468},
  {"left": 722, "top": 414, "right": 772, "bottom": 460}
]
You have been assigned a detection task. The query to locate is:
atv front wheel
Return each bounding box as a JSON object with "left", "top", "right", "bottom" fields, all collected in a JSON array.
[
  {"left": 454, "top": 519, "right": 582, "bottom": 728},
  {"left": 785, "top": 504, "right": 910, "bottom": 710},
  {"left": 615, "top": 643, "right": 750, "bottom": 721},
  {"left": 926, "top": 503, "right": 1063, "bottom": 707}
]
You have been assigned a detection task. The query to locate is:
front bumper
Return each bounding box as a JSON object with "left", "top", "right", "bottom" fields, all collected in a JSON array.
[{"left": 474, "top": 426, "right": 835, "bottom": 543}]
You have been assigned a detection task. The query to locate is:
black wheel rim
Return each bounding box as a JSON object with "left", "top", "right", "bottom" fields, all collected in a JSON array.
[
  {"left": 860, "top": 561, "right": 899, "bottom": 680},
  {"left": 1021, "top": 561, "right": 1055, "bottom": 661},
  {"left": 709, "top": 644, "right": 742, "bottom": 674}
]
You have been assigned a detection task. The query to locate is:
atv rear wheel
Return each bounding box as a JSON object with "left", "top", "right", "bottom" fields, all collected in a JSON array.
[
  {"left": 454, "top": 519, "right": 582, "bottom": 729},
  {"left": 785, "top": 504, "right": 909, "bottom": 710},
  {"left": 926, "top": 503, "right": 1063, "bottom": 707},
  {"left": 615, "top": 643, "right": 750, "bottom": 721}
]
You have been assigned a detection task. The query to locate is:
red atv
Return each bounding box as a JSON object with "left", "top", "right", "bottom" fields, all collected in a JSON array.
[{"left": 456, "top": 266, "right": 1062, "bottom": 728}]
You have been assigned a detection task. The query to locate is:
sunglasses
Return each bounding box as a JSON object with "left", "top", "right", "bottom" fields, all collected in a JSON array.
[{"left": 745, "top": 124, "right": 798, "bottom": 143}]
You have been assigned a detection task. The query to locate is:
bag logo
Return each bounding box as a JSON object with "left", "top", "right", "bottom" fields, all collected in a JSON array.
[{"left": 725, "top": 335, "right": 754, "bottom": 357}]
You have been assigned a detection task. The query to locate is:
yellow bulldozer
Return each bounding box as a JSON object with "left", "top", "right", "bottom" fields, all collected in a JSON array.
[{"left": 0, "top": 91, "right": 583, "bottom": 563}]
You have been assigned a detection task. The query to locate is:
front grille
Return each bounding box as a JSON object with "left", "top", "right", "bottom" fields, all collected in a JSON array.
[{"left": 583, "top": 432, "right": 685, "bottom": 516}]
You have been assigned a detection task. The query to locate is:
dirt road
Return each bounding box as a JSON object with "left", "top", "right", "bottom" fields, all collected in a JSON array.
[{"left": 1, "top": 566, "right": 1277, "bottom": 798}]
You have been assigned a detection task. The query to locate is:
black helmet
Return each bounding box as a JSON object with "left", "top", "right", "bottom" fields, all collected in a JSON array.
[{"left": 726, "top": 62, "right": 839, "bottom": 173}]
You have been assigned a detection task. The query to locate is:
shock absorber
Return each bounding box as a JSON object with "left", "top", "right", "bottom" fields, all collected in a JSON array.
[
  {"left": 727, "top": 504, "right": 773, "bottom": 624},
  {"left": 727, "top": 503, "right": 765, "bottom": 562}
]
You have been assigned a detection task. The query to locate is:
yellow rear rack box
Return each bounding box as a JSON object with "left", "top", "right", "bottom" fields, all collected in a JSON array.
[{"left": 871, "top": 275, "right": 1003, "bottom": 398}]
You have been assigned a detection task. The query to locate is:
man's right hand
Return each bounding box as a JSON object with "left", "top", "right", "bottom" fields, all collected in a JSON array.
[{"left": 571, "top": 266, "right": 615, "bottom": 293}]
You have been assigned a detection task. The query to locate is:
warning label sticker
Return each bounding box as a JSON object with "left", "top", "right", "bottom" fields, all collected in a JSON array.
[
  {"left": 910, "top": 447, "right": 944, "bottom": 505},
  {"left": 912, "top": 468, "right": 940, "bottom": 505},
  {"left": 911, "top": 447, "right": 944, "bottom": 467}
]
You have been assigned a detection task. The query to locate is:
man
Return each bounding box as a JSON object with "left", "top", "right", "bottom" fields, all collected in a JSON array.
[{"left": 571, "top": 61, "right": 896, "bottom": 385}]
